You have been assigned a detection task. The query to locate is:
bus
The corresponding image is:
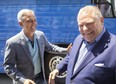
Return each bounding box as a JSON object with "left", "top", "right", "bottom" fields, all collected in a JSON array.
[{"left": 0, "top": 0, "right": 116, "bottom": 84}]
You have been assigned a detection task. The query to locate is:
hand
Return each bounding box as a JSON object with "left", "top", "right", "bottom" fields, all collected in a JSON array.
[
  {"left": 24, "top": 79, "right": 35, "bottom": 84},
  {"left": 66, "top": 43, "right": 72, "bottom": 54},
  {"left": 48, "top": 69, "right": 59, "bottom": 84}
]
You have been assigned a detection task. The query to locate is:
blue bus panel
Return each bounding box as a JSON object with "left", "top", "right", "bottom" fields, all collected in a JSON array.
[{"left": 0, "top": 0, "right": 116, "bottom": 73}]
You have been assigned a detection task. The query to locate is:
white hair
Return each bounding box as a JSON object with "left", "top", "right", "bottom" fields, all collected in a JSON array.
[
  {"left": 17, "top": 9, "right": 34, "bottom": 22},
  {"left": 77, "top": 5, "right": 103, "bottom": 21}
]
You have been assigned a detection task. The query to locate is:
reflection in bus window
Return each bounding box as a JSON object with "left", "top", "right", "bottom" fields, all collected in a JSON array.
[
  {"left": 114, "top": 0, "right": 116, "bottom": 16},
  {"left": 92, "top": 0, "right": 116, "bottom": 17},
  {"left": 98, "top": 0, "right": 112, "bottom": 17}
]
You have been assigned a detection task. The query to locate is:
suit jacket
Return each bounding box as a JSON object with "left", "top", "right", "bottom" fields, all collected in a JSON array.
[
  {"left": 3, "top": 30, "right": 66, "bottom": 84},
  {"left": 58, "top": 31, "right": 116, "bottom": 84}
]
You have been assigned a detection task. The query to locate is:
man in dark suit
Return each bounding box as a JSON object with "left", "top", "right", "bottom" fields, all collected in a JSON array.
[
  {"left": 48, "top": 5, "right": 116, "bottom": 84},
  {"left": 3, "top": 9, "right": 71, "bottom": 84}
]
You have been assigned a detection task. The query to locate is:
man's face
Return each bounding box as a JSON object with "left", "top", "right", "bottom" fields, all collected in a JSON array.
[
  {"left": 78, "top": 13, "right": 104, "bottom": 43},
  {"left": 20, "top": 12, "right": 37, "bottom": 35}
]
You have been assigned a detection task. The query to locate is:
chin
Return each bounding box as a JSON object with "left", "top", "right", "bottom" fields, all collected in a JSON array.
[
  {"left": 32, "top": 29, "right": 36, "bottom": 32},
  {"left": 85, "top": 39, "right": 93, "bottom": 43}
]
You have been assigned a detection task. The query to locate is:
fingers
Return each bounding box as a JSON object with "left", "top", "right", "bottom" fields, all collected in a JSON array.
[
  {"left": 67, "top": 43, "right": 72, "bottom": 53},
  {"left": 69, "top": 43, "right": 72, "bottom": 47},
  {"left": 24, "top": 79, "right": 36, "bottom": 84},
  {"left": 48, "top": 73, "right": 55, "bottom": 84},
  {"left": 29, "top": 80, "right": 35, "bottom": 84},
  {"left": 48, "top": 69, "right": 59, "bottom": 84}
]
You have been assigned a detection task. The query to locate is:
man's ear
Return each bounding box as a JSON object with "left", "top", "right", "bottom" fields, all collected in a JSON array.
[
  {"left": 101, "top": 17, "right": 104, "bottom": 23},
  {"left": 19, "top": 22, "right": 23, "bottom": 27}
]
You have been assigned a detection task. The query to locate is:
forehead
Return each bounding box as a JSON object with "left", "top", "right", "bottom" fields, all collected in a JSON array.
[
  {"left": 78, "top": 14, "right": 95, "bottom": 25},
  {"left": 22, "top": 12, "right": 36, "bottom": 20}
]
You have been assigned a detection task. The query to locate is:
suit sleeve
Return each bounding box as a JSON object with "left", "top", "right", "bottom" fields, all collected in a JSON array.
[
  {"left": 57, "top": 54, "right": 69, "bottom": 74},
  {"left": 3, "top": 41, "right": 26, "bottom": 84},
  {"left": 42, "top": 32, "right": 67, "bottom": 52}
]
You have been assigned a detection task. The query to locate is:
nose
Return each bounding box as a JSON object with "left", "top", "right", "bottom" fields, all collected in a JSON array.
[
  {"left": 83, "top": 25, "right": 88, "bottom": 31},
  {"left": 35, "top": 21, "right": 37, "bottom": 25},
  {"left": 32, "top": 20, "right": 37, "bottom": 25},
  {"left": 30, "top": 20, "right": 37, "bottom": 27},
  {"left": 34, "top": 22, "right": 37, "bottom": 27}
]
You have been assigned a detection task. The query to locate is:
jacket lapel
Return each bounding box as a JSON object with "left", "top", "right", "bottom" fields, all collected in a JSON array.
[
  {"left": 69, "top": 35, "right": 83, "bottom": 75},
  {"left": 35, "top": 33, "right": 43, "bottom": 59},
  {"left": 19, "top": 32, "right": 33, "bottom": 65},
  {"left": 71, "top": 31, "right": 110, "bottom": 79}
]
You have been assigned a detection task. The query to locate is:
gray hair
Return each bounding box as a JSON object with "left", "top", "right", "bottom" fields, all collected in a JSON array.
[
  {"left": 77, "top": 5, "right": 103, "bottom": 21},
  {"left": 17, "top": 9, "right": 34, "bottom": 22}
]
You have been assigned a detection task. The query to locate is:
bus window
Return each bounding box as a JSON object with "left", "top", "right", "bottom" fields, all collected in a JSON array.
[{"left": 92, "top": 0, "right": 116, "bottom": 18}]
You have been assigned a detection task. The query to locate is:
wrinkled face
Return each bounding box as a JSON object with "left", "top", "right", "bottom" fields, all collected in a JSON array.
[
  {"left": 20, "top": 12, "right": 37, "bottom": 35},
  {"left": 78, "top": 13, "right": 104, "bottom": 43}
]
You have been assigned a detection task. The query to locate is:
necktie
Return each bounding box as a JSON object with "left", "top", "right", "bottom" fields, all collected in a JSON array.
[{"left": 29, "top": 40, "right": 34, "bottom": 48}]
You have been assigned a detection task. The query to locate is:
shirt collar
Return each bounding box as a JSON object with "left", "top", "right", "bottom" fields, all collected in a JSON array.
[
  {"left": 21, "top": 29, "right": 36, "bottom": 42},
  {"left": 96, "top": 27, "right": 106, "bottom": 42}
]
